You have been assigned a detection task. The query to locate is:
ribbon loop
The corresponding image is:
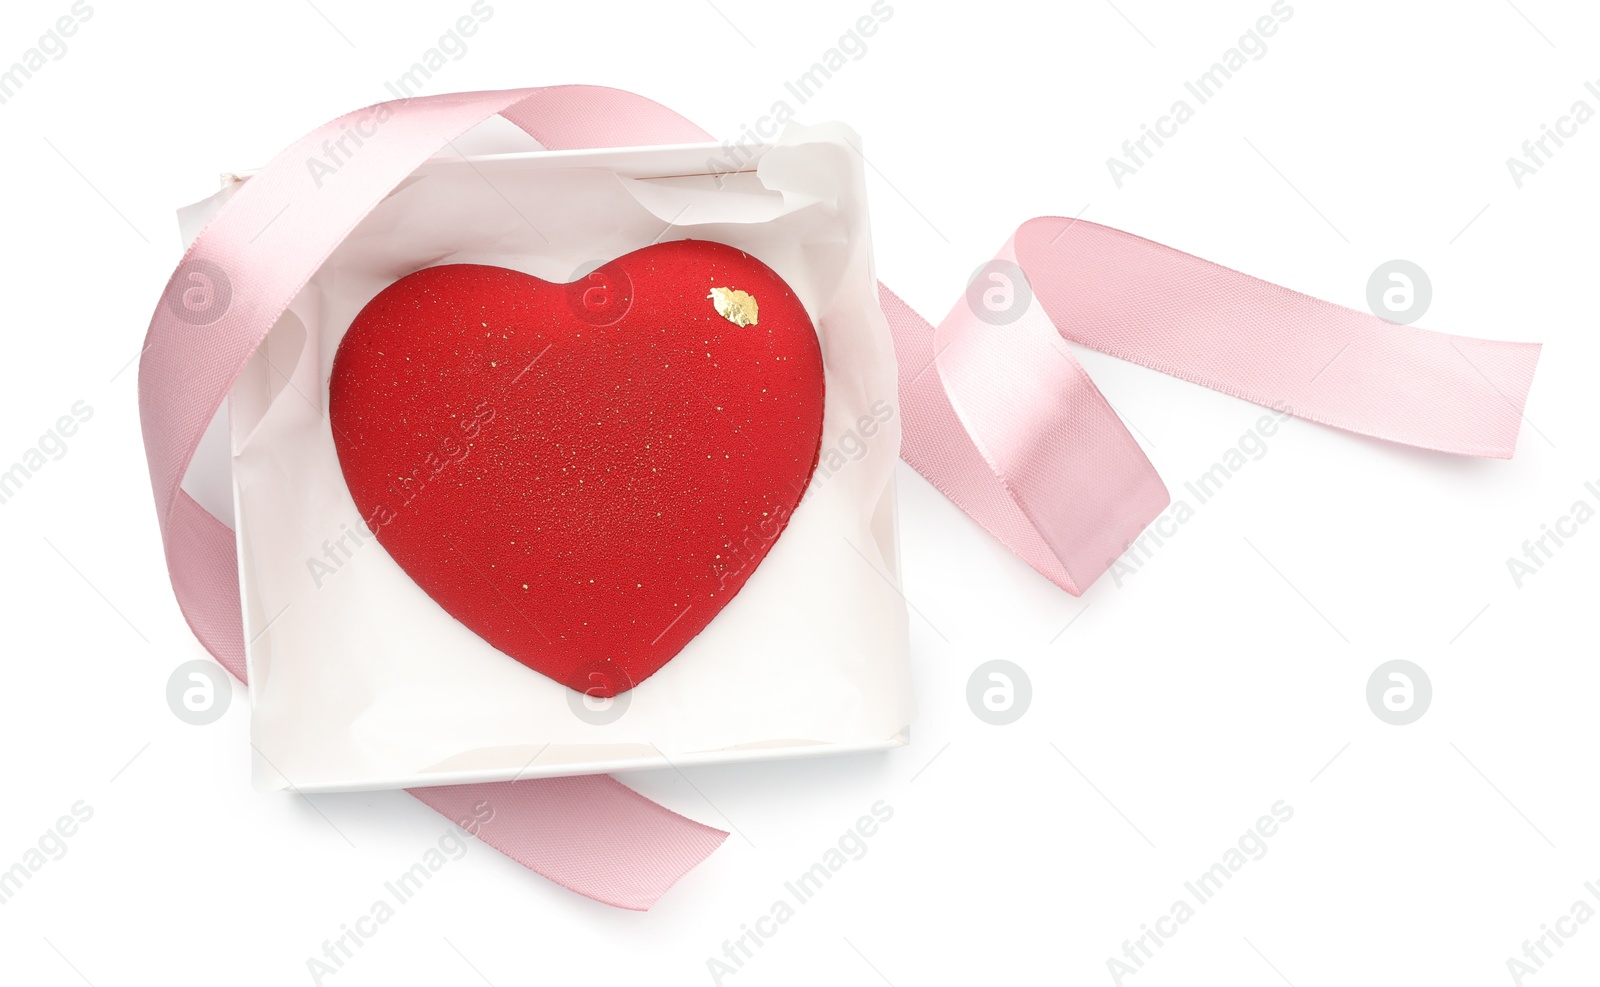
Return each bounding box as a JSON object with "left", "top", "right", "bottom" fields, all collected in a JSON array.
[{"left": 890, "top": 218, "right": 1539, "bottom": 595}]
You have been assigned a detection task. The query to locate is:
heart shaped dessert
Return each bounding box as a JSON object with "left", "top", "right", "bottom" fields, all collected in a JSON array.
[{"left": 328, "top": 240, "right": 825, "bottom": 696}]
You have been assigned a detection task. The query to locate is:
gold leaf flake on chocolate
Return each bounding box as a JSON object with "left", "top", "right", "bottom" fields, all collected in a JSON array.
[{"left": 708, "top": 287, "right": 759, "bottom": 327}]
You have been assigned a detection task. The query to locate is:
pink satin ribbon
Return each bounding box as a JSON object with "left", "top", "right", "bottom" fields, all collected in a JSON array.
[{"left": 138, "top": 85, "right": 1539, "bottom": 909}]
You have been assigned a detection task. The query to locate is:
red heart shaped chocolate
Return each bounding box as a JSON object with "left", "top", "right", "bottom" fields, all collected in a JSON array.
[{"left": 328, "top": 240, "right": 825, "bottom": 696}]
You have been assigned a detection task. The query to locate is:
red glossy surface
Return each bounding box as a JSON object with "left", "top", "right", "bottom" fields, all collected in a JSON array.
[{"left": 329, "top": 241, "right": 825, "bottom": 696}]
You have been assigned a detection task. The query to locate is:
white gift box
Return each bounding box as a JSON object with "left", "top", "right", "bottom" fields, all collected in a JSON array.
[{"left": 177, "top": 120, "right": 915, "bottom": 793}]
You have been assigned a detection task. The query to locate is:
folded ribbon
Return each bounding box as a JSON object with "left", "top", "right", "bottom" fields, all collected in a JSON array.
[
  {"left": 138, "top": 85, "right": 1539, "bottom": 910},
  {"left": 894, "top": 221, "right": 1539, "bottom": 593}
]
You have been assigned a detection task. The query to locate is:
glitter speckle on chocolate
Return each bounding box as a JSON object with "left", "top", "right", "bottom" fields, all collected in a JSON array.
[{"left": 708, "top": 286, "right": 759, "bottom": 326}]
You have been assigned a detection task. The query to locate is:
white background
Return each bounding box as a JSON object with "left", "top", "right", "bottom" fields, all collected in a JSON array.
[{"left": 1, "top": 1, "right": 1596, "bottom": 985}]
